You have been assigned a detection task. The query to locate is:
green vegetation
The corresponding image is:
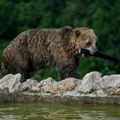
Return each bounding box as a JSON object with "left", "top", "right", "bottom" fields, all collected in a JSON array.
[
  {"left": 0, "top": 41, "right": 10, "bottom": 68},
  {"left": 0, "top": 0, "right": 120, "bottom": 80}
]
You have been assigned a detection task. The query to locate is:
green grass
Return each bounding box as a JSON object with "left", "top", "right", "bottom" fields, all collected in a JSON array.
[{"left": 31, "top": 67, "right": 60, "bottom": 81}]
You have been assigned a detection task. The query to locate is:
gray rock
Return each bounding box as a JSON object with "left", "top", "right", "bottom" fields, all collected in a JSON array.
[
  {"left": 41, "top": 78, "right": 77, "bottom": 94},
  {"left": 20, "top": 79, "right": 40, "bottom": 92},
  {"left": 63, "top": 79, "right": 82, "bottom": 96},
  {"left": 0, "top": 72, "right": 120, "bottom": 105},
  {"left": 0, "top": 74, "right": 21, "bottom": 93},
  {"left": 39, "top": 77, "right": 56, "bottom": 87},
  {"left": 78, "top": 72, "right": 102, "bottom": 94},
  {"left": 98, "top": 75, "right": 120, "bottom": 95},
  {"left": 96, "top": 90, "right": 107, "bottom": 97},
  {"left": 20, "top": 77, "right": 55, "bottom": 92},
  {"left": 112, "top": 88, "right": 120, "bottom": 95}
]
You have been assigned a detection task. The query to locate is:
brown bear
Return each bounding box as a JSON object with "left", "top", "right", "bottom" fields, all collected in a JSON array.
[{"left": 1, "top": 26, "right": 98, "bottom": 82}]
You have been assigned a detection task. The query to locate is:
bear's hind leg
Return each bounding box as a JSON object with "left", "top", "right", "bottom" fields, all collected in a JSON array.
[
  {"left": 2, "top": 48, "right": 32, "bottom": 82},
  {"left": 8, "top": 62, "right": 31, "bottom": 83}
]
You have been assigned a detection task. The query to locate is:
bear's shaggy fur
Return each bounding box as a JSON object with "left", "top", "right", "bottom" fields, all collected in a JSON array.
[{"left": 2, "top": 26, "right": 98, "bottom": 82}]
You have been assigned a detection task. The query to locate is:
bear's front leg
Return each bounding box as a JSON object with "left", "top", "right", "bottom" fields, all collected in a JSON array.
[{"left": 59, "top": 64, "right": 81, "bottom": 80}]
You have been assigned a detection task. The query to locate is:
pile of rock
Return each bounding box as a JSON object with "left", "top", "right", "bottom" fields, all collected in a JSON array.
[{"left": 0, "top": 71, "right": 120, "bottom": 97}]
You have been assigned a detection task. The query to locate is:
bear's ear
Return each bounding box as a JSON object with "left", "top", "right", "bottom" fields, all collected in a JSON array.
[
  {"left": 60, "top": 26, "right": 73, "bottom": 40},
  {"left": 61, "top": 26, "right": 73, "bottom": 30},
  {"left": 75, "top": 30, "right": 81, "bottom": 37}
]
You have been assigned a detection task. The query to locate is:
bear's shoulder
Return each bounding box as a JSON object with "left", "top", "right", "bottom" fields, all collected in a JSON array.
[{"left": 59, "top": 26, "right": 73, "bottom": 40}]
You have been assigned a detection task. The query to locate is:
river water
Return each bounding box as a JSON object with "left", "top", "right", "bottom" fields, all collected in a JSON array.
[{"left": 0, "top": 103, "right": 120, "bottom": 120}]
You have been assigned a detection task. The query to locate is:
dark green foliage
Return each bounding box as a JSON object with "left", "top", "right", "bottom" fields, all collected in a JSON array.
[
  {"left": 31, "top": 68, "right": 60, "bottom": 81},
  {"left": 0, "top": 40, "right": 10, "bottom": 68},
  {"left": 0, "top": 0, "right": 120, "bottom": 80}
]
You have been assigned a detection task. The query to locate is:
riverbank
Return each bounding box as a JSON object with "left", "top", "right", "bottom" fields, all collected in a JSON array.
[
  {"left": 0, "top": 72, "right": 120, "bottom": 105},
  {"left": 0, "top": 91, "right": 120, "bottom": 105}
]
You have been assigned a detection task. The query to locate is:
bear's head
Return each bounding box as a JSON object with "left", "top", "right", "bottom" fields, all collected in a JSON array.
[
  {"left": 59, "top": 26, "right": 98, "bottom": 57},
  {"left": 71, "top": 27, "right": 98, "bottom": 55}
]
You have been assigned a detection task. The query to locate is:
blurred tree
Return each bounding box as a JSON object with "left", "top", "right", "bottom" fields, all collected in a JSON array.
[
  {"left": 16, "top": 1, "right": 43, "bottom": 33},
  {"left": 0, "top": 0, "right": 17, "bottom": 39},
  {"left": 0, "top": 0, "right": 119, "bottom": 80}
]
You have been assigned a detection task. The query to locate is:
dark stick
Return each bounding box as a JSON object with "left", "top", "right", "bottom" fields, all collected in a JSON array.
[{"left": 80, "top": 48, "right": 120, "bottom": 63}]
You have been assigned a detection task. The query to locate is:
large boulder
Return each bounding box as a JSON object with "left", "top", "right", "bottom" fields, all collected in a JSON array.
[
  {"left": 0, "top": 74, "right": 21, "bottom": 93},
  {"left": 98, "top": 75, "right": 120, "bottom": 95},
  {"left": 78, "top": 72, "right": 102, "bottom": 94}
]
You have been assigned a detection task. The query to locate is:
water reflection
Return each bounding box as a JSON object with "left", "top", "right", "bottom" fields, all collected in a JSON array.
[{"left": 0, "top": 103, "right": 120, "bottom": 120}]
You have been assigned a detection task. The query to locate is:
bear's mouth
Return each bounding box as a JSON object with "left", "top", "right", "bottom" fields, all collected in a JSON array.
[
  {"left": 79, "top": 48, "right": 94, "bottom": 59},
  {"left": 81, "top": 54, "right": 94, "bottom": 59}
]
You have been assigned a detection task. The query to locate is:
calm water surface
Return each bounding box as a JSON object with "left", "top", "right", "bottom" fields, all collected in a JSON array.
[{"left": 0, "top": 103, "right": 120, "bottom": 120}]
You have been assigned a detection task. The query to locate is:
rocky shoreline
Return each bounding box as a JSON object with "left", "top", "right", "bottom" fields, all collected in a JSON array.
[{"left": 0, "top": 72, "right": 120, "bottom": 105}]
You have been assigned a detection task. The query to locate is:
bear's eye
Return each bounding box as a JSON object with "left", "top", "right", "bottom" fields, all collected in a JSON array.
[
  {"left": 86, "top": 42, "right": 91, "bottom": 47},
  {"left": 75, "top": 30, "right": 81, "bottom": 37}
]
